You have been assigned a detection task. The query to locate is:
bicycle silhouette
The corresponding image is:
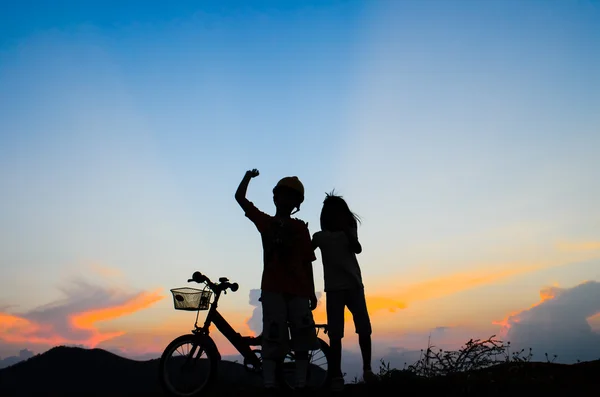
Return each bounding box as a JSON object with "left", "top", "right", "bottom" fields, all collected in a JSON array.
[{"left": 159, "top": 271, "right": 331, "bottom": 396}]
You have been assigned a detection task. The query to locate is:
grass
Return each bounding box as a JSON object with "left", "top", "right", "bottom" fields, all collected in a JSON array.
[{"left": 328, "top": 336, "right": 599, "bottom": 397}]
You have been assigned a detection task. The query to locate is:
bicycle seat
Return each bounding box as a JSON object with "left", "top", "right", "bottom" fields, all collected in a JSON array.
[{"left": 219, "top": 277, "right": 229, "bottom": 283}]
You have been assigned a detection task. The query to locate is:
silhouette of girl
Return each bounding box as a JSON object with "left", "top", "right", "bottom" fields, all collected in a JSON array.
[{"left": 312, "top": 191, "right": 376, "bottom": 391}]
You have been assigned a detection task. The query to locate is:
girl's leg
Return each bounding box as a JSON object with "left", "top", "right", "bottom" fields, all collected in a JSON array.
[
  {"left": 358, "top": 333, "right": 372, "bottom": 372},
  {"left": 329, "top": 336, "right": 343, "bottom": 377},
  {"left": 358, "top": 333, "right": 377, "bottom": 383},
  {"left": 346, "top": 287, "right": 374, "bottom": 378}
]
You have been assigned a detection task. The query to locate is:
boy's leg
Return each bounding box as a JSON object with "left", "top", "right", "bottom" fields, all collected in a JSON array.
[
  {"left": 294, "top": 349, "right": 309, "bottom": 390},
  {"left": 287, "top": 294, "right": 318, "bottom": 388},
  {"left": 345, "top": 287, "right": 375, "bottom": 380},
  {"left": 261, "top": 290, "right": 289, "bottom": 389},
  {"left": 325, "top": 290, "right": 346, "bottom": 391}
]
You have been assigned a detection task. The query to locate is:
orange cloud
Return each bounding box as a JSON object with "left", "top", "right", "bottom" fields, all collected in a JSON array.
[
  {"left": 0, "top": 313, "right": 39, "bottom": 341},
  {"left": 0, "top": 313, "right": 69, "bottom": 345},
  {"left": 310, "top": 294, "right": 405, "bottom": 323},
  {"left": 0, "top": 288, "right": 165, "bottom": 349},
  {"left": 0, "top": 313, "right": 35, "bottom": 332},
  {"left": 367, "top": 296, "right": 407, "bottom": 313},
  {"left": 385, "top": 263, "right": 543, "bottom": 306},
  {"left": 303, "top": 264, "right": 548, "bottom": 335},
  {"left": 71, "top": 290, "right": 163, "bottom": 330},
  {"left": 70, "top": 289, "right": 164, "bottom": 347},
  {"left": 377, "top": 239, "right": 600, "bottom": 311}
]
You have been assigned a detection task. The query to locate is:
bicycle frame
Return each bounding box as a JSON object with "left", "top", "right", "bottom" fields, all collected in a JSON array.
[
  {"left": 191, "top": 283, "right": 262, "bottom": 369},
  {"left": 187, "top": 275, "right": 329, "bottom": 373}
]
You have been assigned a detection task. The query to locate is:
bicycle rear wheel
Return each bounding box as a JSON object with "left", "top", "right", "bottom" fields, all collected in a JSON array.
[
  {"left": 280, "top": 337, "right": 331, "bottom": 390},
  {"left": 159, "top": 334, "right": 219, "bottom": 397}
]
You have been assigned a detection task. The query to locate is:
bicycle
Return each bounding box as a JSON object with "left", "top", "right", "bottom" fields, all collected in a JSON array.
[{"left": 159, "top": 271, "right": 331, "bottom": 396}]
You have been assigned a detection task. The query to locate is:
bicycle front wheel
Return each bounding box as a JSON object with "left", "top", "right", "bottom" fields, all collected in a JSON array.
[{"left": 159, "top": 334, "right": 219, "bottom": 397}]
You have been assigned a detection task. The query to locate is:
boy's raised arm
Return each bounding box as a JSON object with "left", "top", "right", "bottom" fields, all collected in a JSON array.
[{"left": 235, "top": 169, "right": 259, "bottom": 210}]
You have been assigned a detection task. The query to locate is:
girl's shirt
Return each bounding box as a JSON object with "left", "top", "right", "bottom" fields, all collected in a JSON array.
[{"left": 313, "top": 228, "right": 363, "bottom": 292}]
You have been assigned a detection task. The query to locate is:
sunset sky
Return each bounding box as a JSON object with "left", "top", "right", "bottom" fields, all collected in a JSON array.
[{"left": 1, "top": 0, "right": 600, "bottom": 374}]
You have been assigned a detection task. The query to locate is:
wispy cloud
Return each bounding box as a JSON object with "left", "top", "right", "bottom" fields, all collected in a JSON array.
[
  {"left": 392, "top": 264, "right": 542, "bottom": 305},
  {"left": 555, "top": 241, "right": 600, "bottom": 252},
  {"left": 0, "top": 279, "right": 164, "bottom": 349},
  {"left": 89, "top": 263, "right": 124, "bottom": 279}
]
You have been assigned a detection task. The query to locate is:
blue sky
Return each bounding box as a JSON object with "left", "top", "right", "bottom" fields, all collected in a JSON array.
[{"left": 1, "top": 0, "right": 600, "bottom": 372}]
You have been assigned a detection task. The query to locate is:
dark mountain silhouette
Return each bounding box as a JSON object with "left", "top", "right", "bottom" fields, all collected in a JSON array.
[
  {"left": 0, "top": 345, "right": 262, "bottom": 397},
  {"left": 0, "top": 346, "right": 160, "bottom": 396},
  {"left": 0, "top": 345, "right": 599, "bottom": 396}
]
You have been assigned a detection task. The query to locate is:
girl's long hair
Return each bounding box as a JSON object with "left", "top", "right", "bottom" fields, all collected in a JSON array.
[{"left": 320, "top": 190, "right": 361, "bottom": 231}]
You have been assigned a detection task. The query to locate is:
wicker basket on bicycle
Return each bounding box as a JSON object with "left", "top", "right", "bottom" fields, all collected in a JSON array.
[{"left": 170, "top": 287, "right": 212, "bottom": 311}]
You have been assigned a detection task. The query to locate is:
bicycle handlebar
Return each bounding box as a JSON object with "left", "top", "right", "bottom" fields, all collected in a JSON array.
[{"left": 188, "top": 271, "right": 239, "bottom": 294}]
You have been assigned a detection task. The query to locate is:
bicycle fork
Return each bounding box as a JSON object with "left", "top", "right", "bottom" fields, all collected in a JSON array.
[{"left": 181, "top": 342, "right": 205, "bottom": 370}]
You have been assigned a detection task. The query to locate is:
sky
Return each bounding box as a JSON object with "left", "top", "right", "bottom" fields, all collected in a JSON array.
[{"left": 1, "top": 0, "right": 600, "bottom": 378}]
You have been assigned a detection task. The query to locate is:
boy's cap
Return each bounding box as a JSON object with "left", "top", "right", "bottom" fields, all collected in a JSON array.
[{"left": 274, "top": 176, "right": 304, "bottom": 200}]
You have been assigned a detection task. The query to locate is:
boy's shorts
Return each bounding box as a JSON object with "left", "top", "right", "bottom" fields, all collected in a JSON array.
[
  {"left": 260, "top": 290, "right": 320, "bottom": 360},
  {"left": 326, "top": 286, "right": 372, "bottom": 339}
]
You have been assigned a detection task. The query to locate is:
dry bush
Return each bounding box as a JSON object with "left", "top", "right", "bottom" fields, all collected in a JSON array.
[
  {"left": 374, "top": 335, "right": 552, "bottom": 381},
  {"left": 405, "top": 335, "right": 539, "bottom": 377}
]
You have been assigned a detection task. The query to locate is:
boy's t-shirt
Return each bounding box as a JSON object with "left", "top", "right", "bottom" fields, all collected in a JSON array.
[
  {"left": 312, "top": 228, "right": 364, "bottom": 292},
  {"left": 244, "top": 201, "right": 316, "bottom": 298}
]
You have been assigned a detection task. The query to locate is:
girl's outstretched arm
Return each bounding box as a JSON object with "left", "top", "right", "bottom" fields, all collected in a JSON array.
[
  {"left": 311, "top": 233, "right": 319, "bottom": 251},
  {"left": 344, "top": 228, "right": 362, "bottom": 254}
]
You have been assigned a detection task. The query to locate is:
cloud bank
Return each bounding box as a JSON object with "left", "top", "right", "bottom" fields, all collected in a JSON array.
[
  {"left": 0, "top": 279, "right": 164, "bottom": 350},
  {"left": 494, "top": 281, "right": 600, "bottom": 363}
]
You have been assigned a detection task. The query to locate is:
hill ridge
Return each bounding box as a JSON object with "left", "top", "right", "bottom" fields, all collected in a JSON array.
[{"left": 1, "top": 345, "right": 599, "bottom": 396}]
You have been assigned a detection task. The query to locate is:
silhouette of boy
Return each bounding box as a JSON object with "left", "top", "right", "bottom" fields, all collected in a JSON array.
[{"left": 235, "top": 169, "right": 318, "bottom": 393}]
